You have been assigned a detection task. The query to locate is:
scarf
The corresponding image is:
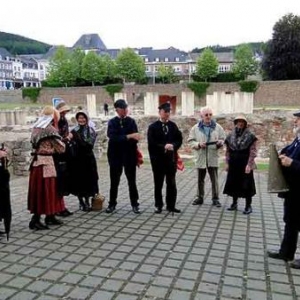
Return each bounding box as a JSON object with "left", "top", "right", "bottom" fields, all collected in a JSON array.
[
  {"left": 226, "top": 127, "right": 257, "bottom": 151},
  {"left": 58, "top": 116, "right": 69, "bottom": 138},
  {"left": 73, "top": 125, "right": 97, "bottom": 146}
]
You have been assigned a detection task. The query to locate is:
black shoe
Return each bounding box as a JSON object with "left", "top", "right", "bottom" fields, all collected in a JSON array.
[
  {"left": 267, "top": 250, "right": 292, "bottom": 262},
  {"left": 243, "top": 206, "right": 252, "bottom": 214},
  {"left": 227, "top": 204, "right": 238, "bottom": 211},
  {"left": 45, "top": 216, "right": 63, "bottom": 226},
  {"left": 132, "top": 206, "right": 140, "bottom": 214},
  {"left": 290, "top": 259, "right": 300, "bottom": 269},
  {"left": 212, "top": 200, "right": 221, "bottom": 207},
  {"left": 167, "top": 208, "right": 181, "bottom": 213},
  {"left": 106, "top": 206, "right": 116, "bottom": 213},
  {"left": 192, "top": 198, "right": 203, "bottom": 205},
  {"left": 56, "top": 209, "right": 73, "bottom": 217},
  {"left": 29, "top": 220, "right": 49, "bottom": 230},
  {"left": 154, "top": 207, "right": 162, "bottom": 214}
]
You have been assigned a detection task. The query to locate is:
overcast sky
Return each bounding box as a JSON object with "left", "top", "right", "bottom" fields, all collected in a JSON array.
[{"left": 2, "top": 0, "right": 300, "bottom": 52}]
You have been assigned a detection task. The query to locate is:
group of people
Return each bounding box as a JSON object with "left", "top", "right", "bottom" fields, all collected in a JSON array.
[
  {"left": 1, "top": 99, "right": 300, "bottom": 269},
  {"left": 27, "top": 101, "right": 99, "bottom": 230}
]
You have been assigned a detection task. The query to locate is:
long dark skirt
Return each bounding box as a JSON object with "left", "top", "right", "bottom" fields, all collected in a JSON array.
[
  {"left": 28, "top": 166, "right": 65, "bottom": 215},
  {"left": 0, "top": 167, "right": 11, "bottom": 222},
  {"left": 223, "top": 153, "right": 256, "bottom": 198},
  {"left": 69, "top": 152, "right": 99, "bottom": 198}
]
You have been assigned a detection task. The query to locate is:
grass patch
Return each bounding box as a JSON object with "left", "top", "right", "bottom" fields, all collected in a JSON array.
[{"left": 0, "top": 102, "right": 42, "bottom": 110}]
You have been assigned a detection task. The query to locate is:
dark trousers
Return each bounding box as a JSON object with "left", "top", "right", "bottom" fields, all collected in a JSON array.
[
  {"left": 197, "top": 167, "right": 219, "bottom": 201},
  {"left": 153, "top": 166, "right": 177, "bottom": 209},
  {"left": 279, "top": 197, "right": 300, "bottom": 260},
  {"left": 109, "top": 164, "right": 139, "bottom": 208}
]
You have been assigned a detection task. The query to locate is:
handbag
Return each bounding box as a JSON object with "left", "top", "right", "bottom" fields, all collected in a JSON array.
[
  {"left": 176, "top": 152, "right": 184, "bottom": 171},
  {"left": 92, "top": 193, "right": 105, "bottom": 211}
]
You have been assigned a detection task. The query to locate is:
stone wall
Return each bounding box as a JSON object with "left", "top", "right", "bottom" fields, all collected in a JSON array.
[
  {"left": 0, "top": 90, "right": 23, "bottom": 103},
  {"left": 0, "top": 110, "right": 296, "bottom": 176}
]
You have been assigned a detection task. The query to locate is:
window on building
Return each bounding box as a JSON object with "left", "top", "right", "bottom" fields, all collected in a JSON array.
[
  {"left": 145, "top": 66, "right": 150, "bottom": 72},
  {"left": 175, "top": 57, "right": 179, "bottom": 62},
  {"left": 155, "top": 58, "right": 159, "bottom": 62},
  {"left": 145, "top": 58, "right": 148, "bottom": 62},
  {"left": 164, "top": 58, "right": 169, "bottom": 62}
]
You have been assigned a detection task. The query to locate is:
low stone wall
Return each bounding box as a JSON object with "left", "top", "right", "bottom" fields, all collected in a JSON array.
[{"left": 0, "top": 110, "right": 296, "bottom": 176}]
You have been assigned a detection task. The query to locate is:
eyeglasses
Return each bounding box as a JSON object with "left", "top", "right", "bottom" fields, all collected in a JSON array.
[{"left": 205, "top": 113, "right": 212, "bottom": 117}]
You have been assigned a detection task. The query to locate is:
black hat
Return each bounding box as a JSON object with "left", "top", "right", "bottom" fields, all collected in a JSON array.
[
  {"left": 158, "top": 102, "right": 171, "bottom": 112},
  {"left": 293, "top": 111, "right": 300, "bottom": 117},
  {"left": 114, "top": 99, "right": 128, "bottom": 109}
]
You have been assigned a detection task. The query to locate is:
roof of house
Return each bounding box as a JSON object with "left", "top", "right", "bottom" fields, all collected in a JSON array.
[
  {"left": 0, "top": 47, "right": 12, "bottom": 58},
  {"left": 189, "top": 51, "right": 234, "bottom": 63},
  {"left": 72, "top": 34, "right": 107, "bottom": 51},
  {"left": 142, "top": 47, "right": 188, "bottom": 62}
]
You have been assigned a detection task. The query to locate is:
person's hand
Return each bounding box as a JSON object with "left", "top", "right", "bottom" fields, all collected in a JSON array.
[
  {"left": 225, "top": 163, "right": 229, "bottom": 172},
  {"left": 279, "top": 154, "right": 293, "bottom": 167},
  {"left": 245, "top": 165, "right": 251, "bottom": 174},
  {"left": 216, "top": 140, "right": 224, "bottom": 148},
  {"left": 127, "top": 133, "right": 141, "bottom": 141},
  {"left": 199, "top": 142, "right": 206, "bottom": 149},
  {"left": 165, "top": 144, "right": 174, "bottom": 151},
  {"left": 0, "top": 150, "right": 7, "bottom": 158},
  {"left": 67, "top": 132, "right": 73, "bottom": 140}
]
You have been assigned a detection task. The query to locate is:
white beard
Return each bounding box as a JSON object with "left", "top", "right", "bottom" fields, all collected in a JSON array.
[{"left": 293, "top": 126, "right": 300, "bottom": 136}]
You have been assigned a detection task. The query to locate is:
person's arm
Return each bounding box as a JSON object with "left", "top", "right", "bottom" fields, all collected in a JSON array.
[
  {"left": 187, "top": 126, "right": 201, "bottom": 150},
  {"left": 247, "top": 140, "right": 258, "bottom": 170}
]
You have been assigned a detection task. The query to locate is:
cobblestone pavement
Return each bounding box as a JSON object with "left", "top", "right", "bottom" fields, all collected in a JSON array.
[{"left": 1, "top": 164, "right": 300, "bottom": 300}]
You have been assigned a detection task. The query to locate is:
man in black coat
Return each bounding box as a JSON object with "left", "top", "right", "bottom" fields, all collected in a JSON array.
[
  {"left": 148, "top": 102, "right": 183, "bottom": 214},
  {"left": 267, "top": 110, "right": 300, "bottom": 269},
  {"left": 106, "top": 99, "right": 141, "bottom": 214}
]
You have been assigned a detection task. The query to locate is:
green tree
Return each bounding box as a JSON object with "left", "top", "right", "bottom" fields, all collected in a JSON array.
[
  {"left": 232, "top": 44, "right": 259, "bottom": 80},
  {"left": 157, "top": 64, "right": 176, "bottom": 83},
  {"left": 100, "top": 54, "right": 117, "bottom": 82},
  {"left": 70, "top": 47, "right": 85, "bottom": 81},
  {"left": 262, "top": 13, "right": 300, "bottom": 80},
  {"left": 81, "top": 51, "right": 104, "bottom": 86},
  {"left": 115, "top": 48, "right": 145, "bottom": 83},
  {"left": 195, "top": 48, "right": 218, "bottom": 82},
  {"left": 47, "top": 46, "right": 76, "bottom": 87}
]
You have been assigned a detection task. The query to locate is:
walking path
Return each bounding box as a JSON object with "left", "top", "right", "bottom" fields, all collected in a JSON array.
[{"left": 0, "top": 164, "right": 299, "bottom": 300}]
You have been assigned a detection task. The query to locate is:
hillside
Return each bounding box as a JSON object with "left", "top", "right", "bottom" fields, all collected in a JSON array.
[{"left": 0, "top": 31, "right": 51, "bottom": 55}]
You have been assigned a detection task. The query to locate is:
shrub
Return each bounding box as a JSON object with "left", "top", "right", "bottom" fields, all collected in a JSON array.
[
  {"left": 187, "top": 82, "right": 210, "bottom": 98},
  {"left": 104, "top": 84, "right": 123, "bottom": 99},
  {"left": 238, "top": 80, "right": 259, "bottom": 93},
  {"left": 22, "top": 87, "right": 41, "bottom": 102}
]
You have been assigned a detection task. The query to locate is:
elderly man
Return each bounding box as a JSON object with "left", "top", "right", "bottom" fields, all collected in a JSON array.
[
  {"left": 188, "top": 106, "right": 226, "bottom": 207},
  {"left": 106, "top": 99, "right": 141, "bottom": 214},
  {"left": 267, "top": 110, "right": 300, "bottom": 269}
]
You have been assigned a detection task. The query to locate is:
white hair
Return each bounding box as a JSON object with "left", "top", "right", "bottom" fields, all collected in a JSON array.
[{"left": 200, "top": 106, "right": 213, "bottom": 116}]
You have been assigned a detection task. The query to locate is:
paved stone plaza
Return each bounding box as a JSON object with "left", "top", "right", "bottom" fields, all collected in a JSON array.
[{"left": 0, "top": 164, "right": 300, "bottom": 300}]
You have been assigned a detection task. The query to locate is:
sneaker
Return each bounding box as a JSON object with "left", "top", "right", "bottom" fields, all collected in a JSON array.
[
  {"left": 212, "top": 200, "right": 221, "bottom": 207},
  {"left": 106, "top": 206, "right": 116, "bottom": 214},
  {"left": 132, "top": 206, "right": 140, "bottom": 214},
  {"left": 167, "top": 208, "right": 181, "bottom": 213},
  {"left": 290, "top": 259, "right": 300, "bottom": 269}
]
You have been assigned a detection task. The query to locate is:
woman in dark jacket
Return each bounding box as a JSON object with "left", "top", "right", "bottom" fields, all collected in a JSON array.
[
  {"left": 70, "top": 111, "right": 99, "bottom": 211},
  {"left": 223, "top": 115, "right": 257, "bottom": 214}
]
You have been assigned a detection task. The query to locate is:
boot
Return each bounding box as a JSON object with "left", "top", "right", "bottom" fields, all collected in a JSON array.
[
  {"left": 29, "top": 215, "right": 49, "bottom": 230},
  {"left": 45, "top": 215, "right": 63, "bottom": 225},
  {"left": 227, "top": 197, "right": 238, "bottom": 211}
]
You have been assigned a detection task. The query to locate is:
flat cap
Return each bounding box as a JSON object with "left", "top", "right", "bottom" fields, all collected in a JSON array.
[
  {"left": 293, "top": 111, "right": 300, "bottom": 117},
  {"left": 114, "top": 99, "right": 128, "bottom": 109},
  {"left": 158, "top": 102, "right": 171, "bottom": 112}
]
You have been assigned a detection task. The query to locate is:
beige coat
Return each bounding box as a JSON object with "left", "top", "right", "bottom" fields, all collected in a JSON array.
[{"left": 188, "top": 121, "right": 226, "bottom": 168}]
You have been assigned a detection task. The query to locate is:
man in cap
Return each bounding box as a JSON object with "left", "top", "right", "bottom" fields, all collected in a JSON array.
[
  {"left": 54, "top": 100, "right": 73, "bottom": 217},
  {"left": 267, "top": 110, "right": 300, "bottom": 269},
  {"left": 187, "top": 106, "right": 226, "bottom": 207},
  {"left": 147, "top": 102, "right": 183, "bottom": 214},
  {"left": 106, "top": 99, "right": 141, "bottom": 214},
  {"left": 223, "top": 115, "right": 257, "bottom": 214}
]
